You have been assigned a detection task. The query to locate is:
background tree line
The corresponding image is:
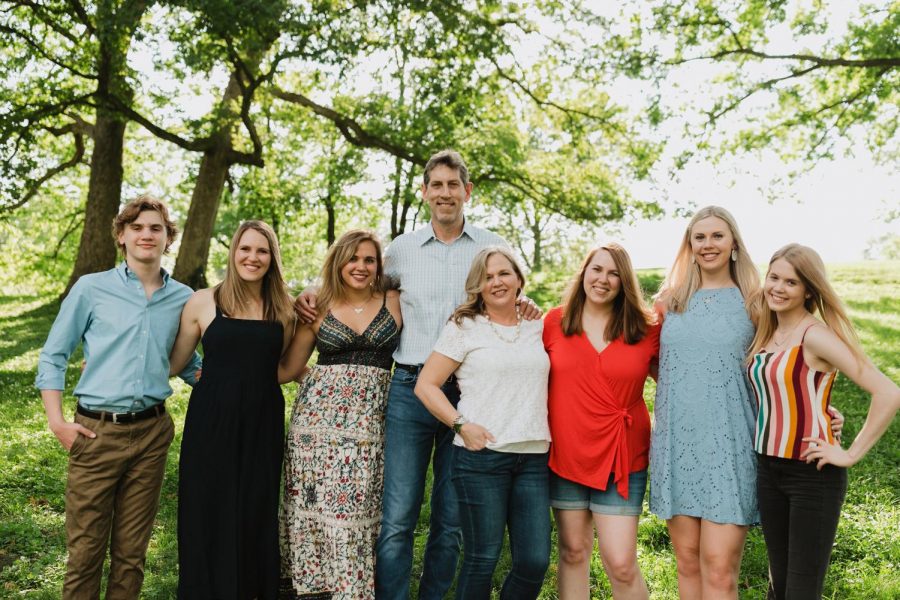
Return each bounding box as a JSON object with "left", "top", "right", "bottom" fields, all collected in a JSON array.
[{"left": 1, "top": 0, "right": 896, "bottom": 296}]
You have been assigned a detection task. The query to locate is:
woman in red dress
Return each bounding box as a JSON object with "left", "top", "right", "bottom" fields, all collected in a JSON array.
[{"left": 544, "top": 243, "right": 659, "bottom": 599}]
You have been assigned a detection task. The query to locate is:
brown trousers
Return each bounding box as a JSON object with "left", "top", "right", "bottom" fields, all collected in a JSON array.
[{"left": 63, "top": 410, "right": 175, "bottom": 600}]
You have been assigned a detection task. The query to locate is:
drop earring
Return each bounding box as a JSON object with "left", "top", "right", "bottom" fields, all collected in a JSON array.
[{"left": 731, "top": 249, "right": 737, "bottom": 262}]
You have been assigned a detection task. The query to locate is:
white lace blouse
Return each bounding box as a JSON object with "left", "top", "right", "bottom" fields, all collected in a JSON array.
[{"left": 433, "top": 315, "right": 550, "bottom": 453}]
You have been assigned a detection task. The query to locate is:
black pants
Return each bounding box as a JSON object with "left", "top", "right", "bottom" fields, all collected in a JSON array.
[{"left": 756, "top": 454, "right": 848, "bottom": 600}]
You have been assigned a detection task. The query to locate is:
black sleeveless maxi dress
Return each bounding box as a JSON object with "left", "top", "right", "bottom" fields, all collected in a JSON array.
[{"left": 178, "top": 307, "right": 285, "bottom": 599}]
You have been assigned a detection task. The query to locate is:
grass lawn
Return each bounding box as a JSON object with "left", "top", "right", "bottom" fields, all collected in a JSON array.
[{"left": 1, "top": 262, "right": 897, "bottom": 598}]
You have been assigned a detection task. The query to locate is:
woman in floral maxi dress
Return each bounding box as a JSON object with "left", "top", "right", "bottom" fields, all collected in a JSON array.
[{"left": 278, "top": 230, "right": 401, "bottom": 599}]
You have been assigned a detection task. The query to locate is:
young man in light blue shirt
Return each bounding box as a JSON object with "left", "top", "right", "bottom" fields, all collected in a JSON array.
[{"left": 35, "top": 195, "right": 200, "bottom": 599}]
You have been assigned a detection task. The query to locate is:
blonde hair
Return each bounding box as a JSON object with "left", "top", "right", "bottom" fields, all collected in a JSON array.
[
  {"left": 317, "top": 230, "right": 385, "bottom": 316},
  {"left": 656, "top": 205, "right": 760, "bottom": 315},
  {"left": 748, "top": 244, "right": 865, "bottom": 363},
  {"left": 214, "top": 220, "right": 294, "bottom": 328},
  {"left": 561, "top": 243, "right": 655, "bottom": 344},
  {"left": 451, "top": 246, "right": 525, "bottom": 325}
]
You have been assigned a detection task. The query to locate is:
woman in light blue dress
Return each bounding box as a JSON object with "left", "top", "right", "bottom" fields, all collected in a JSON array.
[{"left": 650, "top": 206, "right": 761, "bottom": 598}]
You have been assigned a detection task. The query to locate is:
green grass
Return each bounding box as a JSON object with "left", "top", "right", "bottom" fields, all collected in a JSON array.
[{"left": 1, "top": 262, "right": 898, "bottom": 598}]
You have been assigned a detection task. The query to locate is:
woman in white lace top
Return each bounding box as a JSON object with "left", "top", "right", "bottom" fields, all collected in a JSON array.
[{"left": 415, "top": 246, "right": 550, "bottom": 600}]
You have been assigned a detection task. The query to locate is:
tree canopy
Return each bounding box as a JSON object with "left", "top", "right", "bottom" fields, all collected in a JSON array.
[{"left": 1, "top": 0, "right": 896, "bottom": 292}]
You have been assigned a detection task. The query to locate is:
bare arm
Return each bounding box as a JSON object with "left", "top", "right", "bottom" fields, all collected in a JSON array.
[
  {"left": 800, "top": 325, "right": 900, "bottom": 469},
  {"left": 169, "top": 292, "right": 205, "bottom": 375},
  {"left": 42, "top": 390, "right": 95, "bottom": 451},
  {"left": 385, "top": 289, "right": 402, "bottom": 328},
  {"left": 414, "top": 352, "right": 495, "bottom": 450},
  {"left": 278, "top": 321, "right": 317, "bottom": 384}
]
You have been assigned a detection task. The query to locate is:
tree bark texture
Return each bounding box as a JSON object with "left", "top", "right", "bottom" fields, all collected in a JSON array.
[
  {"left": 172, "top": 139, "right": 231, "bottom": 289},
  {"left": 63, "top": 114, "right": 127, "bottom": 296},
  {"left": 173, "top": 73, "right": 244, "bottom": 289}
]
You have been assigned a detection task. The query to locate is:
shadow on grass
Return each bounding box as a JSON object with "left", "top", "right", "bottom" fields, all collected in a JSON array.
[{"left": 0, "top": 297, "right": 59, "bottom": 362}]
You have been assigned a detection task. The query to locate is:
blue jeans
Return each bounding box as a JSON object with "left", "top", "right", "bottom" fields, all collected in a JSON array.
[
  {"left": 452, "top": 447, "right": 551, "bottom": 600},
  {"left": 375, "top": 368, "right": 461, "bottom": 600}
]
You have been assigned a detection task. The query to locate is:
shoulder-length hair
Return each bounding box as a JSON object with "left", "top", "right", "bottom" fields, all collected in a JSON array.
[
  {"left": 747, "top": 243, "right": 865, "bottom": 364},
  {"left": 214, "top": 220, "right": 294, "bottom": 328},
  {"left": 450, "top": 246, "right": 525, "bottom": 325},
  {"left": 561, "top": 243, "right": 656, "bottom": 344},
  {"left": 655, "top": 205, "right": 760, "bottom": 315},
  {"left": 317, "top": 229, "right": 385, "bottom": 316}
]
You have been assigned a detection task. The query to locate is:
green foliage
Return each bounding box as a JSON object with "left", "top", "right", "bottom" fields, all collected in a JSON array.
[
  {"left": 1, "top": 262, "right": 897, "bottom": 596},
  {"left": 626, "top": 0, "right": 900, "bottom": 165}
]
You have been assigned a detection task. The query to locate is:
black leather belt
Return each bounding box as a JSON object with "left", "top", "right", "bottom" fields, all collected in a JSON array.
[
  {"left": 77, "top": 402, "right": 165, "bottom": 424},
  {"left": 395, "top": 363, "right": 457, "bottom": 384}
]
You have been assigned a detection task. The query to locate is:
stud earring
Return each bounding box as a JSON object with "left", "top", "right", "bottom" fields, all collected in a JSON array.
[{"left": 731, "top": 249, "right": 737, "bottom": 262}]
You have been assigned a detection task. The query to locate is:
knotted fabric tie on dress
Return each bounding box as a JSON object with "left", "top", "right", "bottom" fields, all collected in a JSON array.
[{"left": 612, "top": 409, "right": 634, "bottom": 499}]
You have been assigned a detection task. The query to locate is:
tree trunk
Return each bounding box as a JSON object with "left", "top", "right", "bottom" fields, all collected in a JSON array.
[
  {"left": 324, "top": 195, "right": 336, "bottom": 246},
  {"left": 531, "top": 220, "right": 543, "bottom": 272},
  {"left": 172, "top": 138, "right": 231, "bottom": 289},
  {"left": 63, "top": 114, "right": 127, "bottom": 296},
  {"left": 173, "top": 73, "right": 243, "bottom": 289},
  {"left": 63, "top": 0, "right": 147, "bottom": 297}
]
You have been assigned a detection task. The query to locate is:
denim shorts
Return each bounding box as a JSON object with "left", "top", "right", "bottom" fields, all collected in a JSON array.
[{"left": 549, "top": 469, "right": 647, "bottom": 516}]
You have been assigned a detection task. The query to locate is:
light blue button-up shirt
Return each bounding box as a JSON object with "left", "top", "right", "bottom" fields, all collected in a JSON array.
[
  {"left": 35, "top": 262, "right": 201, "bottom": 412},
  {"left": 384, "top": 220, "right": 507, "bottom": 365}
]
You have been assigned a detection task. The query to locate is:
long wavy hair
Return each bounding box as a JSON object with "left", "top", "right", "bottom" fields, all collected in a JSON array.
[
  {"left": 451, "top": 246, "right": 525, "bottom": 325},
  {"left": 214, "top": 220, "right": 294, "bottom": 328},
  {"left": 747, "top": 243, "right": 864, "bottom": 364},
  {"left": 656, "top": 205, "right": 760, "bottom": 315},
  {"left": 317, "top": 229, "right": 385, "bottom": 316},
  {"left": 561, "top": 243, "right": 655, "bottom": 344}
]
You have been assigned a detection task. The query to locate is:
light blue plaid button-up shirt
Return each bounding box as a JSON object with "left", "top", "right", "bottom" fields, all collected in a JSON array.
[
  {"left": 385, "top": 220, "right": 507, "bottom": 365},
  {"left": 35, "top": 262, "right": 201, "bottom": 412}
]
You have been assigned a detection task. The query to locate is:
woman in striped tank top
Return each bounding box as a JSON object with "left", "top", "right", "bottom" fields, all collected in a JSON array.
[{"left": 747, "top": 244, "right": 899, "bottom": 599}]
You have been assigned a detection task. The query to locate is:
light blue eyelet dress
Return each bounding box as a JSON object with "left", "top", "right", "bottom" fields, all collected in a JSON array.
[{"left": 650, "top": 287, "right": 759, "bottom": 525}]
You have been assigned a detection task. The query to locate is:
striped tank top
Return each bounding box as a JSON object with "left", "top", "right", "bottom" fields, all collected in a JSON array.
[{"left": 747, "top": 326, "right": 837, "bottom": 459}]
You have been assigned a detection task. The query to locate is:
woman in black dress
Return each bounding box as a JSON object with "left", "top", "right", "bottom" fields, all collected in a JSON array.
[{"left": 170, "top": 220, "right": 296, "bottom": 599}]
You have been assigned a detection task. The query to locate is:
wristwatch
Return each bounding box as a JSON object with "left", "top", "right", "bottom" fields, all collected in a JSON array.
[{"left": 452, "top": 414, "right": 468, "bottom": 434}]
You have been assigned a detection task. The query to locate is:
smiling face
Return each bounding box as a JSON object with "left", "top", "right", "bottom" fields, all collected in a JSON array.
[
  {"left": 690, "top": 215, "right": 735, "bottom": 278},
  {"left": 765, "top": 258, "right": 808, "bottom": 314},
  {"left": 582, "top": 249, "right": 621, "bottom": 309},
  {"left": 480, "top": 253, "right": 522, "bottom": 313},
  {"left": 422, "top": 164, "right": 472, "bottom": 230},
  {"left": 340, "top": 240, "right": 378, "bottom": 291},
  {"left": 234, "top": 228, "right": 272, "bottom": 283},
  {"left": 117, "top": 209, "right": 167, "bottom": 266}
]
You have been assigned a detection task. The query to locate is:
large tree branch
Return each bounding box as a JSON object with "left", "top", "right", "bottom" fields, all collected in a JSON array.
[
  {"left": 0, "top": 128, "right": 84, "bottom": 213},
  {"left": 100, "top": 94, "right": 213, "bottom": 152},
  {"left": 706, "top": 63, "right": 821, "bottom": 123},
  {"left": 0, "top": 24, "right": 96, "bottom": 79},
  {"left": 677, "top": 47, "right": 900, "bottom": 69},
  {"left": 66, "top": 0, "right": 96, "bottom": 35},
  {"left": 8, "top": 0, "right": 84, "bottom": 44},
  {"left": 272, "top": 86, "right": 426, "bottom": 165}
]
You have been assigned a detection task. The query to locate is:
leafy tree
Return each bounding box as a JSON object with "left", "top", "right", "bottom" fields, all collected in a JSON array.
[
  {"left": 1, "top": 0, "right": 151, "bottom": 295},
  {"left": 614, "top": 0, "right": 899, "bottom": 165}
]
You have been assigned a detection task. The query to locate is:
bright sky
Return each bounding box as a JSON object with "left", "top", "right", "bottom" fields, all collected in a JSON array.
[{"left": 606, "top": 154, "right": 899, "bottom": 269}]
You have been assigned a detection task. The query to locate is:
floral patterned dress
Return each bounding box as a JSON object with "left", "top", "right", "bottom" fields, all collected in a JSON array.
[{"left": 279, "top": 300, "right": 400, "bottom": 599}]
